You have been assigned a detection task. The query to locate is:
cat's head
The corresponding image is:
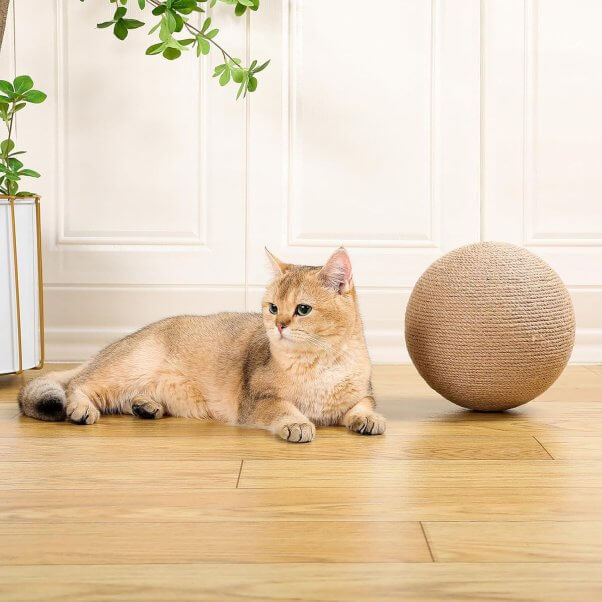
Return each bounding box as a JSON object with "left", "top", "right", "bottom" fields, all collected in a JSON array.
[{"left": 262, "top": 247, "right": 359, "bottom": 353}]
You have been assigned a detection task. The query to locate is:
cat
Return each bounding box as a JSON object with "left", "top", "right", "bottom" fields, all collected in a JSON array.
[{"left": 18, "top": 247, "right": 385, "bottom": 443}]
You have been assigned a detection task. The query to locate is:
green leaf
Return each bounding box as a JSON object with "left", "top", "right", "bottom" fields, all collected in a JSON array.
[
  {"left": 114, "top": 6, "right": 127, "bottom": 19},
  {"left": 205, "top": 28, "right": 218, "bottom": 39},
  {"left": 231, "top": 68, "right": 244, "bottom": 83},
  {"left": 200, "top": 17, "right": 211, "bottom": 34},
  {"left": 247, "top": 75, "right": 257, "bottom": 92},
  {"left": 113, "top": 19, "right": 129, "bottom": 40},
  {"left": 219, "top": 67, "right": 230, "bottom": 86},
  {"left": 123, "top": 19, "right": 145, "bottom": 29},
  {"left": 174, "top": 13, "right": 184, "bottom": 32},
  {"left": 138, "top": 0, "right": 146, "bottom": 8},
  {"left": 173, "top": 0, "right": 198, "bottom": 13},
  {"left": 159, "top": 16, "right": 172, "bottom": 41},
  {"left": 146, "top": 42, "right": 165, "bottom": 55},
  {"left": 97, "top": 20, "right": 115, "bottom": 29},
  {"left": 234, "top": 3, "right": 246, "bottom": 16},
  {"left": 236, "top": 81, "right": 246, "bottom": 100},
  {"left": 0, "top": 80, "right": 14, "bottom": 95},
  {"left": 1, "top": 139, "right": 15, "bottom": 155},
  {"left": 238, "top": 0, "right": 254, "bottom": 6},
  {"left": 23, "top": 90, "right": 47, "bottom": 103},
  {"left": 13, "top": 102, "right": 26, "bottom": 112},
  {"left": 8, "top": 158, "right": 23, "bottom": 171},
  {"left": 0, "top": 96, "right": 11, "bottom": 104},
  {"left": 163, "top": 47, "right": 182, "bottom": 60},
  {"left": 152, "top": 5, "right": 166, "bottom": 15},
  {"left": 166, "top": 10, "right": 177, "bottom": 32},
  {"left": 196, "top": 36, "right": 210, "bottom": 56},
  {"left": 252, "top": 59, "right": 270, "bottom": 73},
  {"left": 213, "top": 63, "right": 227, "bottom": 75},
  {"left": 16, "top": 191, "right": 35, "bottom": 197},
  {"left": 18, "top": 169, "right": 41, "bottom": 178},
  {"left": 13, "top": 75, "right": 34, "bottom": 94}
]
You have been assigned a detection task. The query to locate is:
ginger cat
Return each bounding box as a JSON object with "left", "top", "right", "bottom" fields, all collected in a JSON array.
[{"left": 19, "top": 248, "right": 385, "bottom": 442}]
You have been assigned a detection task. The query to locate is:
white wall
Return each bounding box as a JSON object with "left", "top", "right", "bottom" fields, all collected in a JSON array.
[{"left": 3, "top": 0, "right": 602, "bottom": 363}]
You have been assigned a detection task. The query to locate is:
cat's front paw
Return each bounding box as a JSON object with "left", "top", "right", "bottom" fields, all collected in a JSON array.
[
  {"left": 347, "top": 413, "right": 386, "bottom": 436},
  {"left": 279, "top": 421, "right": 315, "bottom": 443}
]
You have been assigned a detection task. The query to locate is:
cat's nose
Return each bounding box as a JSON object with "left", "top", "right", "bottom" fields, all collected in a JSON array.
[{"left": 277, "top": 322, "right": 288, "bottom": 333}]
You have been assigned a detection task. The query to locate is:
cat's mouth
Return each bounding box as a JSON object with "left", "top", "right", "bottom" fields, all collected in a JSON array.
[{"left": 273, "top": 328, "right": 297, "bottom": 344}]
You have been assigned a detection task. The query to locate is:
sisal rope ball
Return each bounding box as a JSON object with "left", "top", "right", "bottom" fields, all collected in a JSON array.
[{"left": 405, "top": 242, "right": 575, "bottom": 411}]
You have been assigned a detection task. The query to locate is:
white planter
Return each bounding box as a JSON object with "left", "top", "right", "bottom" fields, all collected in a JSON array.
[{"left": 0, "top": 197, "right": 44, "bottom": 374}]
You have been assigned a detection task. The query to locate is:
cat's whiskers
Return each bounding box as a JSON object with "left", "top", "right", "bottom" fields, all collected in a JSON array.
[{"left": 288, "top": 329, "right": 355, "bottom": 363}]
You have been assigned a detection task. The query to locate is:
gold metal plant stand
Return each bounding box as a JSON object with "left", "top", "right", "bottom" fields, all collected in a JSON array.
[{"left": 1, "top": 194, "right": 45, "bottom": 375}]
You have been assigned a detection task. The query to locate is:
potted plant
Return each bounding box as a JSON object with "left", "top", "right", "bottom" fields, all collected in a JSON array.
[{"left": 0, "top": 75, "right": 47, "bottom": 374}]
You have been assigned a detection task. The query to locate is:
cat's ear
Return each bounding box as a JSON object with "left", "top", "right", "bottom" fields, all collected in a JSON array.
[
  {"left": 265, "top": 247, "right": 289, "bottom": 277},
  {"left": 319, "top": 247, "right": 353, "bottom": 294}
]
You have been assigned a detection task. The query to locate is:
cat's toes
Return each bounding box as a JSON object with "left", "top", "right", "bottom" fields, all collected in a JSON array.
[
  {"left": 347, "top": 413, "right": 386, "bottom": 436},
  {"left": 66, "top": 402, "right": 100, "bottom": 425},
  {"left": 132, "top": 400, "right": 164, "bottom": 420},
  {"left": 279, "top": 421, "right": 315, "bottom": 443}
]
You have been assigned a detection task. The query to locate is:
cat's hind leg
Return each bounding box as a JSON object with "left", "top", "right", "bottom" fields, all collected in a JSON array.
[
  {"left": 65, "top": 388, "right": 101, "bottom": 425},
  {"left": 131, "top": 395, "right": 164, "bottom": 420}
]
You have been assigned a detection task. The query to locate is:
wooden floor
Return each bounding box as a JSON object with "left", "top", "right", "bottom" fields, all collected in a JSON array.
[{"left": 1, "top": 364, "right": 602, "bottom": 601}]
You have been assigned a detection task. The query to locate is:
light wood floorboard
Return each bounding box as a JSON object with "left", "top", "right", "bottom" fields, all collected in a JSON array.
[
  {"left": 425, "top": 521, "right": 602, "bottom": 563},
  {"left": 536, "top": 435, "right": 602, "bottom": 459},
  {"left": 0, "top": 563, "right": 600, "bottom": 602},
  {"left": 2, "top": 487, "right": 602, "bottom": 523},
  {"left": 0, "top": 522, "right": 430, "bottom": 565},
  {"left": 238, "top": 459, "right": 602, "bottom": 488}
]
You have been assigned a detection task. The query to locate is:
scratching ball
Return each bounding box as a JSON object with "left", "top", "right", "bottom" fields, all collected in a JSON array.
[{"left": 405, "top": 242, "right": 575, "bottom": 411}]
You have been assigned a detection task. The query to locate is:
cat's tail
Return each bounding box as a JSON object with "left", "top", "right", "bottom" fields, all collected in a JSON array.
[{"left": 18, "top": 365, "right": 86, "bottom": 421}]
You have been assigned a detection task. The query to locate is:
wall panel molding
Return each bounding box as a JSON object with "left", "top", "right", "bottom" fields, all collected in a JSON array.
[
  {"left": 282, "top": 0, "right": 439, "bottom": 249},
  {"left": 55, "top": 0, "right": 208, "bottom": 247},
  {"left": 522, "top": 0, "right": 602, "bottom": 246}
]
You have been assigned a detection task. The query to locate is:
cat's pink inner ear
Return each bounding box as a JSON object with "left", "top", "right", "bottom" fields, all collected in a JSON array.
[
  {"left": 265, "top": 247, "right": 289, "bottom": 276},
  {"left": 319, "top": 247, "right": 353, "bottom": 294}
]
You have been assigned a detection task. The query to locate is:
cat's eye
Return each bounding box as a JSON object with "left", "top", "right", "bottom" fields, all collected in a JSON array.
[
  {"left": 295, "top": 304, "right": 312, "bottom": 316},
  {"left": 268, "top": 303, "right": 278, "bottom": 315}
]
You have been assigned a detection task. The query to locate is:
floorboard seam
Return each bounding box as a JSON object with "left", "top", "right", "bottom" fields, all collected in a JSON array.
[
  {"left": 532, "top": 436, "right": 555, "bottom": 459},
  {"left": 236, "top": 460, "right": 244, "bottom": 488},
  {"left": 419, "top": 522, "right": 435, "bottom": 562}
]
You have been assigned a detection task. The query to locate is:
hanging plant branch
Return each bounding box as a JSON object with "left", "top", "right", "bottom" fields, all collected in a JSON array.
[
  {"left": 81, "top": 0, "right": 269, "bottom": 99},
  {"left": 0, "top": 75, "right": 46, "bottom": 197}
]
